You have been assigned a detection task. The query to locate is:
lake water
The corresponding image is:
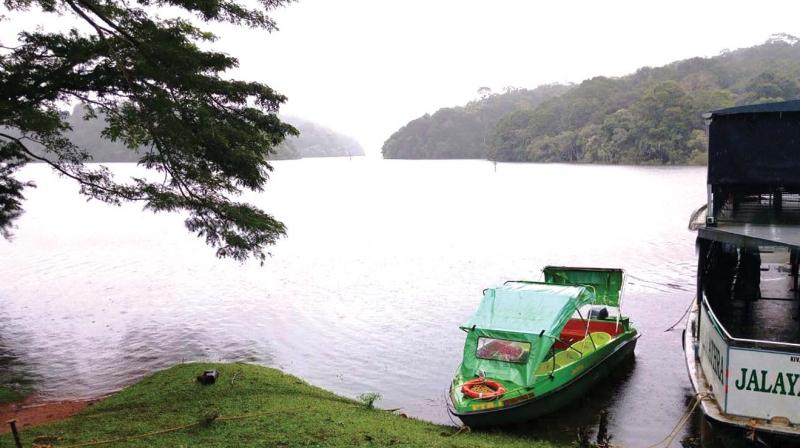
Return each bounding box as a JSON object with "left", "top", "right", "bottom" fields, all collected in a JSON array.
[{"left": 0, "top": 159, "right": 706, "bottom": 445}]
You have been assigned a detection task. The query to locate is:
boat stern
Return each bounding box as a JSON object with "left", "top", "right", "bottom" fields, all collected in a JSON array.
[{"left": 684, "top": 300, "right": 800, "bottom": 438}]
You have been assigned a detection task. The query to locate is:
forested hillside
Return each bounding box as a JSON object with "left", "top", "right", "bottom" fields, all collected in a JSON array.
[
  {"left": 21, "top": 107, "right": 363, "bottom": 162},
  {"left": 277, "top": 116, "right": 365, "bottom": 159},
  {"left": 383, "top": 35, "right": 800, "bottom": 164},
  {"left": 382, "top": 84, "right": 571, "bottom": 159}
]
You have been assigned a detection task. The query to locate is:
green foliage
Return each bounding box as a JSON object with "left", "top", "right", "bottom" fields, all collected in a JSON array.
[
  {"left": 737, "top": 71, "right": 800, "bottom": 105},
  {"left": 0, "top": 0, "right": 297, "bottom": 261},
  {"left": 382, "top": 84, "right": 570, "bottom": 159},
  {"left": 385, "top": 35, "right": 800, "bottom": 165},
  {"left": 356, "top": 392, "right": 381, "bottom": 409},
  {"left": 0, "top": 363, "right": 560, "bottom": 447},
  {"left": 0, "top": 386, "right": 24, "bottom": 404},
  {"left": 16, "top": 107, "right": 364, "bottom": 162}
]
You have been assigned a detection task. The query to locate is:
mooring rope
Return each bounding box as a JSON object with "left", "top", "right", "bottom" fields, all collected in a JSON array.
[
  {"left": 664, "top": 295, "right": 696, "bottom": 332},
  {"left": 57, "top": 409, "right": 296, "bottom": 448},
  {"left": 643, "top": 392, "right": 709, "bottom": 448}
]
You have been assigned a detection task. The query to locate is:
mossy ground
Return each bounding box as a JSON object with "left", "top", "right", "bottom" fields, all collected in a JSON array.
[
  {"left": 0, "top": 386, "right": 24, "bottom": 404},
  {"left": 0, "top": 363, "right": 562, "bottom": 447}
]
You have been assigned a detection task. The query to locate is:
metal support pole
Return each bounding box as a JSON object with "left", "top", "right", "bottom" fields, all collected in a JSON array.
[
  {"left": 695, "top": 237, "right": 707, "bottom": 343},
  {"left": 576, "top": 307, "right": 596, "bottom": 350},
  {"left": 7, "top": 419, "right": 22, "bottom": 448}
]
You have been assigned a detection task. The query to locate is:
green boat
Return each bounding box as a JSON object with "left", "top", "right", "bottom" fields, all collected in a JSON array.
[{"left": 448, "top": 266, "right": 639, "bottom": 427}]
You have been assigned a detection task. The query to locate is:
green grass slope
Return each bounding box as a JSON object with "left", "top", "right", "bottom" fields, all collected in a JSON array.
[{"left": 1, "top": 363, "right": 561, "bottom": 448}]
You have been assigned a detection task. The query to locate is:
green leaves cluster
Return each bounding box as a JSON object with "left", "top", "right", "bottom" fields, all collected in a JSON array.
[
  {"left": 384, "top": 35, "right": 800, "bottom": 165},
  {"left": 1, "top": 0, "right": 296, "bottom": 262}
]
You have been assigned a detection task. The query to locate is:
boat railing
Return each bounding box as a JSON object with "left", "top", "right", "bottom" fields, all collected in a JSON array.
[
  {"left": 701, "top": 296, "right": 800, "bottom": 353},
  {"left": 709, "top": 190, "right": 800, "bottom": 226}
]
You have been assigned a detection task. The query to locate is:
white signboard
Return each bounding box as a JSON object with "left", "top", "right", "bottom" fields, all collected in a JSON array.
[
  {"left": 699, "top": 305, "right": 728, "bottom": 406},
  {"left": 727, "top": 347, "right": 800, "bottom": 423}
]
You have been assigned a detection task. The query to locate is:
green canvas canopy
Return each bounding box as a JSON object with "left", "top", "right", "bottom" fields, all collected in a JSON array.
[
  {"left": 542, "top": 266, "right": 624, "bottom": 308},
  {"left": 458, "top": 282, "right": 595, "bottom": 388}
]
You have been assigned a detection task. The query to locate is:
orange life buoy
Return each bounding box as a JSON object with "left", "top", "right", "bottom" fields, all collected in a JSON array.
[{"left": 460, "top": 378, "right": 506, "bottom": 400}]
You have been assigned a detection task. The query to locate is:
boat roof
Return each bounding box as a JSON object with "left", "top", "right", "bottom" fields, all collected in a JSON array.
[
  {"left": 706, "top": 100, "right": 800, "bottom": 189},
  {"left": 708, "top": 99, "right": 800, "bottom": 117},
  {"left": 461, "top": 282, "right": 593, "bottom": 337},
  {"left": 699, "top": 223, "right": 800, "bottom": 251},
  {"left": 458, "top": 282, "right": 596, "bottom": 388},
  {"left": 542, "top": 266, "right": 624, "bottom": 308}
]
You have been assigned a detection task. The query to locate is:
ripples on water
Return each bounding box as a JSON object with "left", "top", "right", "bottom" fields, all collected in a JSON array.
[{"left": 0, "top": 159, "right": 705, "bottom": 445}]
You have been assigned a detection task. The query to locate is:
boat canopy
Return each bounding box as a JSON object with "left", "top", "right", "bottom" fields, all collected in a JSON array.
[
  {"left": 458, "top": 282, "right": 594, "bottom": 388},
  {"left": 543, "top": 266, "right": 624, "bottom": 308},
  {"left": 707, "top": 100, "right": 800, "bottom": 190}
]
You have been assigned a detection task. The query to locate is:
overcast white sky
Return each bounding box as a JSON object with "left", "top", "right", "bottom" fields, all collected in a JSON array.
[
  {"left": 216, "top": 0, "right": 800, "bottom": 154},
  {"left": 5, "top": 0, "right": 800, "bottom": 155}
]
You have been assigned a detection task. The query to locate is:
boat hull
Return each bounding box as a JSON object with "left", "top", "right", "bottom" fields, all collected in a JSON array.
[
  {"left": 450, "top": 334, "right": 638, "bottom": 427},
  {"left": 683, "top": 301, "right": 800, "bottom": 440}
]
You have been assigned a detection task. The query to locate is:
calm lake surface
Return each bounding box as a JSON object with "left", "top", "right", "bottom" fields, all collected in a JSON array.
[{"left": 1, "top": 159, "right": 705, "bottom": 445}]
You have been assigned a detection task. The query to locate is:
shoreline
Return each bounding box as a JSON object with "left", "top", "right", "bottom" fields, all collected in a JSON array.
[
  {"left": 0, "top": 363, "right": 561, "bottom": 447},
  {"left": 0, "top": 395, "right": 96, "bottom": 433}
]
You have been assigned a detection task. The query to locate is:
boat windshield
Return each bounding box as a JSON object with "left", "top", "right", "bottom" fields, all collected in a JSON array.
[{"left": 476, "top": 337, "right": 531, "bottom": 363}]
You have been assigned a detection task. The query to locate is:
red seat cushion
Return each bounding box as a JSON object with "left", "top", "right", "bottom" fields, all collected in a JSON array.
[{"left": 553, "top": 319, "right": 622, "bottom": 349}]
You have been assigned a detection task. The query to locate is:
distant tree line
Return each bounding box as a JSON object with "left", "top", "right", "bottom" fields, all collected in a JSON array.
[
  {"left": 383, "top": 34, "right": 800, "bottom": 165},
  {"left": 15, "top": 106, "right": 363, "bottom": 163},
  {"left": 382, "top": 85, "right": 571, "bottom": 159},
  {"left": 275, "top": 116, "right": 365, "bottom": 160}
]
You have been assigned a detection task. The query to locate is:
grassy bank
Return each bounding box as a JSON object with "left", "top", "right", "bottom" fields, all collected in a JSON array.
[{"left": 0, "top": 363, "right": 562, "bottom": 447}]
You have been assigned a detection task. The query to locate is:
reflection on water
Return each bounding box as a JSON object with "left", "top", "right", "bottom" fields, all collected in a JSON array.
[
  {"left": 0, "top": 159, "right": 705, "bottom": 445},
  {"left": 499, "top": 356, "right": 639, "bottom": 443},
  {"left": 0, "top": 318, "right": 39, "bottom": 394}
]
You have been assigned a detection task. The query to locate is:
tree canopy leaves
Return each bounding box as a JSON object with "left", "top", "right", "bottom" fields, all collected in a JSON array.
[
  {"left": 12, "top": 105, "right": 364, "bottom": 162},
  {"left": 1, "top": 0, "right": 296, "bottom": 262}
]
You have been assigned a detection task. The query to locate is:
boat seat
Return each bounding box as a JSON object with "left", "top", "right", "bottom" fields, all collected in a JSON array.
[
  {"left": 570, "top": 331, "right": 613, "bottom": 353},
  {"left": 536, "top": 358, "right": 561, "bottom": 375},
  {"left": 554, "top": 349, "right": 580, "bottom": 365},
  {"left": 589, "top": 331, "right": 612, "bottom": 347},
  {"left": 569, "top": 338, "right": 593, "bottom": 355},
  {"left": 538, "top": 331, "right": 617, "bottom": 376},
  {"left": 555, "top": 320, "right": 623, "bottom": 350}
]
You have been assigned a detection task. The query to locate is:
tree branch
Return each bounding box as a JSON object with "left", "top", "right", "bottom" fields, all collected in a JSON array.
[
  {"left": 73, "top": 0, "right": 143, "bottom": 50},
  {"left": 0, "top": 132, "right": 149, "bottom": 202},
  {"left": 62, "top": 0, "right": 114, "bottom": 38}
]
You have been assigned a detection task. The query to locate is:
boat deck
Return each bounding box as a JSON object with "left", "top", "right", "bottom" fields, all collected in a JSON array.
[{"left": 711, "top": 253, "right": 800, "bottom": 344}]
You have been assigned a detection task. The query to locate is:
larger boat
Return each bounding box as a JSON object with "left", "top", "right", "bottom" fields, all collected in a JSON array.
[
  {"left": 685, "top": 100, "right": 800, "bottom": 441},
  {"left": 448, "top": 266, "right": 639, "bottom": 427}
]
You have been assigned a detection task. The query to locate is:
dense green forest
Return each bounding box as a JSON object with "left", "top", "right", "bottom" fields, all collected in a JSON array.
[
  {"left": 17, "top": 106, "right": 363, "bottom": 162},
  {"left": 382, "top": 84, "right": 570, "bottom": 159},
  {"left": 383, "top": 35, "right": 800, "bottom": 164}
]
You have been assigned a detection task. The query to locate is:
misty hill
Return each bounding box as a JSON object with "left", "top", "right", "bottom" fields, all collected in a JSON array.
[
  {"left": 24, "top": 107, "right": 363, "bottom": 162},
  {"left": 274, "top": 116, "right": 364, "bottom": 159},
  {"left": 382, "top": 84, "right": 570, "bottom": 159},
  {"left": 383, "top": 34, "right": 800, "bottom": 165}
]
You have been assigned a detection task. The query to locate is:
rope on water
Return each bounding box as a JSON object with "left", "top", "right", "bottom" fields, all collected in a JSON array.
[
  {"left": 443, "top": 388, "right": 462, "bottom": 428},
  {"left": 643, "top": 393, "right": 709, "bottom": 448},
  {"left": 664, "top": 295, "right": 696, "bottom": 332}
]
